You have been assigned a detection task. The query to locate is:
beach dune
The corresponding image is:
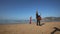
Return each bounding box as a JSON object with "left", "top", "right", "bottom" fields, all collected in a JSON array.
[{"left": 0, "top": 22, "right": 60, "bottom": 34}]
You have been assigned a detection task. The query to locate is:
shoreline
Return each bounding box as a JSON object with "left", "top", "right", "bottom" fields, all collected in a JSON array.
[{"left": 0, "top": 22, "right": 60, "bottom": 34}]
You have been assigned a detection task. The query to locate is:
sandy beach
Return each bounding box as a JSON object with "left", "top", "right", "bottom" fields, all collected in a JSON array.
[{"left": 0, "top": 22, "right": 60, "bottom": 34}]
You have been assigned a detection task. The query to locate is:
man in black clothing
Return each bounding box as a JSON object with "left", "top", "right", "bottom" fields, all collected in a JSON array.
[{"left": 36, "top": 11, "right": 41, "bottom": 26}]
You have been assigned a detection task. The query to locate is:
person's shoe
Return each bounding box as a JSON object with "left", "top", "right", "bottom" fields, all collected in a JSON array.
[
  {"left": 37, "top": 24, "right": 38, "bottom": 26},
  {"left": 39, "top": 25, "right": 41, "bottom": 26}
]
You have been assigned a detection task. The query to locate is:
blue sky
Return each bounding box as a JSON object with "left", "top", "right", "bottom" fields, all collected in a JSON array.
[{"left": 0, "top": 0, "right": 60, "bottom": 20}]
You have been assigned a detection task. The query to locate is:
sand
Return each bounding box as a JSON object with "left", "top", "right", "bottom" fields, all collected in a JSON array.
[{"left": 0, "top": 22, "right": 60, "bottom": 34}]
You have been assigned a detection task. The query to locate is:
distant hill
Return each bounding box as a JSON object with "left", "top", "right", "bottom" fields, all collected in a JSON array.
[
  {"left": 42, "top": 17, "right": 60, "bottom": 22},
  {"left": 32, "top": 17, "right": 60, "bottom": 22}
]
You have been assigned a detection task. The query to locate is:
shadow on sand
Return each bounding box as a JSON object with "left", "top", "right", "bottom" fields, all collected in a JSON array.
[
  {"left": 40, "top": 23, "right": 45, "bottom": 26},
  {"left": 37, "top": 23, "right": 45, "bottom": 26},
  {"left": 51, "top": 27, "right": 60, "bottom": 34}
]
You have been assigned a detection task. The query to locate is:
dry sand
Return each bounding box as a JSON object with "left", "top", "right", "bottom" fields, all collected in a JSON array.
[{"left": 0, "top": 22, "right": 60, "bottom": 34}]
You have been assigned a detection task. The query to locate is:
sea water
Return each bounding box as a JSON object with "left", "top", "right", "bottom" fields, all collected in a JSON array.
[
  {"left": 0, "top": 19, "right": 60, "bottom": 25},
  {"left": 0, "top": 20, "right": 30, "bottom": 24}
]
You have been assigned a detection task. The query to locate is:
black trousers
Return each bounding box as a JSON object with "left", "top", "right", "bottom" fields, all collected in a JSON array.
[{"left": 37, "top": 20, "right": 41, "bottom": 26}]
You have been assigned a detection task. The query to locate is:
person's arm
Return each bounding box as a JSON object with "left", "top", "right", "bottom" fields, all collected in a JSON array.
[{"left": 36, "top": 12, "right": 38, "bottom": 19}]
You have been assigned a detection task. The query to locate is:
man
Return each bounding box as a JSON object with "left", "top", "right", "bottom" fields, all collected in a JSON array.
[{"left": 36, "top": 11, "right": 41, "bottom": 26}]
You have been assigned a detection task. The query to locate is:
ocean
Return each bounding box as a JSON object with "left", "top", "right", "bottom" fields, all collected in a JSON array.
[
  {"left": 0, "top": 19, "right": 60, "bottom": 25},
  {"left": 0, "top": 20, "right": 36, "bottom": 24}
]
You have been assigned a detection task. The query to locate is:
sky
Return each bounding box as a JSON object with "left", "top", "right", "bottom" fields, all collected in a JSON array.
[{"left": 0, "top": 0, "right": 60, "bottom": 20}]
